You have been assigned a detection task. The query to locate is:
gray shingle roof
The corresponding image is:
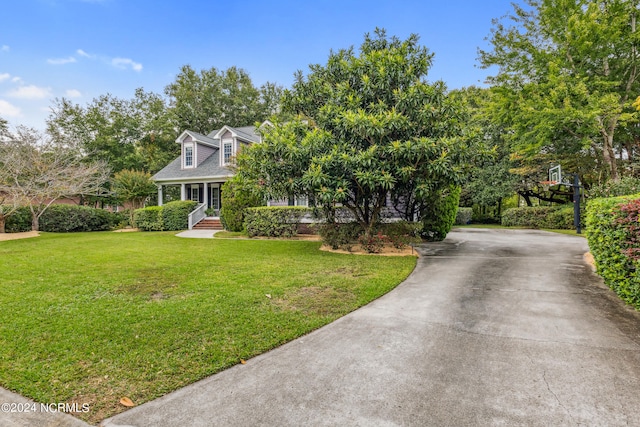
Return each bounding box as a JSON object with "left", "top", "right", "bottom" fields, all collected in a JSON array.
[
  {"left": 153, "top": 150, "right": 233, "bottom": 182},
  {"left": 207, "top": 125, "right": 260, "bottom": 143},
  {"left": 153, "top": 124, "right": 260, "bottom": 183},
  {"left": 186, "top": 131, "right": 219, "bottom": 147}
]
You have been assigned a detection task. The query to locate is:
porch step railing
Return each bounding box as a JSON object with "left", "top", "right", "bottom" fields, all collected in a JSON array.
[{"left": 188, "top": 203, "right": 207, "bottom": 230}]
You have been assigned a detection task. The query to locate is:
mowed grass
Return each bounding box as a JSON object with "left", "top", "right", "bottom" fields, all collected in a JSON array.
[{"left": 0, "top": 231, "right": 416, "bottom": 423}]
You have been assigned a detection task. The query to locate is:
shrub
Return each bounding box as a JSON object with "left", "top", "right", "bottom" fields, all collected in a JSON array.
[
  {"left": 220, "top": 178, "right": 264, "bottom": 232},
  {"left": 162, "top": 200, "right": 197, "bottom": 231},
  {"left": 589, "top": 177, "right": 640, "bottom": 198},
  {"left": 38, "top": 205, "right": 113, "bottom": 232},
  {"left": 110, "top": 209, "right": 131, "bottom": 229},
  {"left": 501, "top": 205, "right": 582, "bottom": 229},
  {"left": 244, "top": 206, "right": 309, "bottom": 238},
  {"left": 4, "top": 206, "right": 32, "bottom": 233},
  {"left": 420, "top": 185, "right": 461, "bottom": 241},
  {"left": 455, "top": 207, "right": 473, "bottom": 225},
  {"left": 133, "top": 206, "right": 164, "bottom": 231},
  {"left": 586, "top": 194, "right": 640, "bottom": 308},
  {"left": 317, "top": 222, "right": 363, "bottom": 250},
  {"left": 358, "top": 231, "right": 386, "bottom": 253},
  {"left": 471, "top": 206, "right": 501, "bottom": 224},
  {"left": 379, "top": 221, "right": 422, "bottom": 249}
]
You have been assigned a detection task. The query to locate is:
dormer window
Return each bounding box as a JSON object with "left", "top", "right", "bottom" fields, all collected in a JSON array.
[
  {"left": 184, "top": 144, "right": 194, "bottom": 168},
  {"left": 222, "top": 139, "right": 233, "bottom": 165}
]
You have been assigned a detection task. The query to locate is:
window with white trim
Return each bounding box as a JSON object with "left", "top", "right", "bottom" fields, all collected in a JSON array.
[
  {"left": 222, "top": 140, "right": 233, "bottom": 165},
  {"left": 184, "top": 144, "right": 194, "bottom": 168},
  {"left": 191, "top": 186, "right": 199, "bottom": 202}
]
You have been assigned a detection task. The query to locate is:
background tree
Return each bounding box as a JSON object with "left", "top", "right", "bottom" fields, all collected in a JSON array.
[
  {"left": 164, "top": 65, "right": 283, "bottom": 134},
  {"left": 111, "top": 169, "right": 157, "bottom": 223},
  {"left": 454, "top": 87, "right": 518, "bottom": 218},
  {"left": 238, "top": 29, "right": 477, "bottom": 238},
  {"left": 47, "top": 88, "right": 178, "bottom": 174},
  {"left": 0, "top": 126, "right": 111, "bottom": 231},
  {"left": 480, "top": 0, "right": 640, "bottom": 183},
  {"left": 0, "top": 163, "right": 24, "bottom": 233}
]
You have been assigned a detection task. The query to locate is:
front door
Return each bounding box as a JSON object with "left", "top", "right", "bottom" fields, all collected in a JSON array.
[{"left": 210, "top": 185, "right": 221, "bottom": 216}]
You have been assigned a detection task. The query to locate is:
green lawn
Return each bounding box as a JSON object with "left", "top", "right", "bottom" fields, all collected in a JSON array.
[{"left": 0, "top": 231, "right": 416, "bottom": 423}]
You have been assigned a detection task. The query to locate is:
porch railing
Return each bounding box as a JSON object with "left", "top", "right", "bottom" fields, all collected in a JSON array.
[{"left": 188, "top": 203, "right": 207, "bottom": 230}]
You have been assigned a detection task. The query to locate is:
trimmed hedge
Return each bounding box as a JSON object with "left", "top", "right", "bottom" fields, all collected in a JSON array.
[
  {"left": 244, "top": 206, "right": 309, "bottom": 237},
  {"left": 455, "top": 207, "right": 473, "bottom": 225},
  {"left": 4, "top": 205, "right": 122, "bottom": 233},
  {"left": 501, "top": 205, "right": 582, "bottom": 229},
  {"left": 39, "top": 205, "right": 113, "bottom": 232},
  {"left": 589, "top": 177, "right": 640, "bottom": 198},
  {"left": 4, "top": 206, "right": 32, "bottom": 233},
  {"left": 162, "top": 200, "right": 197, "bottom": 231},
  {"left": 133, "top": 206, "right": 164, "bottom": 231},
  {"left": 586, "top": 194, "right": 640, "bottom": 308}
]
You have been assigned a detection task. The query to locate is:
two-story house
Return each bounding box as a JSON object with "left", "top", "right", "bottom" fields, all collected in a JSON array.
[{"left": 152, "top": 124, "right": 261, "bottom": 222}]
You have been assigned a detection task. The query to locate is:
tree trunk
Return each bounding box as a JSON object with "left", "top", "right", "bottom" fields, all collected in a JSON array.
[
  {"left": 602, "top": 132, "right": 619, "bottom": 181},
  {"left": 0, "top": 216, "right": 5, "bottom": 233},
  {"left": 31, "top": 214, "right": 39, "bottom": 232}
]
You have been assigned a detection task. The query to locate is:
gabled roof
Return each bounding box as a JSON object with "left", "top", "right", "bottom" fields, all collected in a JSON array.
[
  {"left": 152, "top": 150, "right": 233, "bottom": 182},
  {"left": 209, "top": 125, "right": 260, "bottom": 143},
  {"left": 176, "top": 130, "right": 219, "bottom": 148}
]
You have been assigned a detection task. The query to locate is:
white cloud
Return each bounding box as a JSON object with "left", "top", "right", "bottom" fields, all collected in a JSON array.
[
  {"left": 1, "top": 45, "right": 9, "bottom": 53},
  {"left": 65, "top": 89, "right": 82, "bottom": 98},
  {"left": 112, "top": 57, "right": 143, "bottom": 72},
  {"left": 0, "top": 73, "right": 10, "bottom": 82},
  {"left": 0, "top": 99, "right": 21, "bottom": 117},
  {"left": 11, "top": 76, "right": 23, "bottom": 84},
  {"left": 76, "top": 49, "right": 94, "bottom": 58},
  {"left": 47, "top": 56, "right": 77, "bottom": 65},
  {"left": 7, "top": 85, "right": 52, "bottom": 100}
]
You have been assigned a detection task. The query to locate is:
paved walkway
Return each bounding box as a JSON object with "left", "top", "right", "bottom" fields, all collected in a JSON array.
[
  {"left": 3, "top": 229, "right": 640, "bottom": 426},
  {"left": 175, "top": 229, "right": 221, "bottom": 238}
]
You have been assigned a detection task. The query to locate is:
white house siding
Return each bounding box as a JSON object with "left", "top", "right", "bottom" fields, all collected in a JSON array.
[{"left": 268, "top": 199, "right": 290, "bottom": 207}]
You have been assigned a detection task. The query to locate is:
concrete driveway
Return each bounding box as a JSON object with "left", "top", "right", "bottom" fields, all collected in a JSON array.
[
  {"left": 3, "top": 228, "right": 640, "bottom": 426},
  {"left": 99, "top": 228, "right": 640, "bottom": 426}
]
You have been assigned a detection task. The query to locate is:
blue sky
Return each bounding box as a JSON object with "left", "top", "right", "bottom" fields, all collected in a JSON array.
[{"left": 1, "top": 0, "right": 518, "bottom": 130}]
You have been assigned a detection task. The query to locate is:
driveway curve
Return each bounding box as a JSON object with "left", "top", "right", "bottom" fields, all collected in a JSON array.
[{"left": 99, "top": 228, "right": 639, "bottom": 425}]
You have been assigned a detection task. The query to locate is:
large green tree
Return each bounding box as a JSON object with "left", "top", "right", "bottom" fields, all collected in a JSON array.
[
  {"left": 47, "top": 88, "right": 178, "bottom": 174},
  {"left": 112, "top": 169, "right": 157, "bottom": 223},
  {"left": 455, "top": 87, "right": 518, "bottom": 213},
  {"left": 480, "top": 0, "right": 640, "bottom": 182},
  {"left": 237, "top": 29, "right": 477, "bottom": 237},
  {"left": 164, "top": 65, "right": 283, "bottom": 134}
]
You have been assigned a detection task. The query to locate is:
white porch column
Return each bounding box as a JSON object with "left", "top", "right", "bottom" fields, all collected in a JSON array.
[
  {"left": 180, "top": 183, "right": 186, "bottom": 201},
  {"left": 157, "top": 185, "right": 163, "bottom": 206},
  {"left": 203, "top": 182, "right": 208, "bottom": 209}
]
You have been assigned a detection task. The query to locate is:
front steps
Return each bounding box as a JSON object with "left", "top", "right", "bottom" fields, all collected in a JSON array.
[{"left": 193, "top": 218, "right": 223, "bottom": 230}]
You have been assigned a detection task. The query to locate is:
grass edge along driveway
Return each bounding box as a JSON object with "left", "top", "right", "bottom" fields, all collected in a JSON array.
[{"left": 0, "top": 231, "right": 416, "bottom": 424}]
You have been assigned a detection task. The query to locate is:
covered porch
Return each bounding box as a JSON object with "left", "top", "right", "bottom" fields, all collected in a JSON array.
[{"left": 157, "top": 181, "right": 224, "bottom": 217}]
